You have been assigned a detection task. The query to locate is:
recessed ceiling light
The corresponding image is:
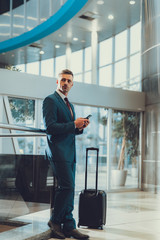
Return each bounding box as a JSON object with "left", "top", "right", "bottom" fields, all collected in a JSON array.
[
  {"left": 73, "top": 37, "right": 78, "bottom": 41},
  {"left": 39, "top": 50, "right": 44, "bottom": 55},
  {"left": 129, "top": 0, "right": 136, "bottom": 5},
  {"left": 108, "top": 14, "right": 114, "bottom": 20},
  {"left": 97, "top": 0, "right": 104, "bottom": 5},
  {"left": 55, "top": 45, "right": 60, "bottom": 48},
  {"left": 58, "top": 34, "right": 62, "bottom": 37}
]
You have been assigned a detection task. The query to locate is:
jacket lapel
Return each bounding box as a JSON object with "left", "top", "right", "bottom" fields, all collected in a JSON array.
[{"left": 54, "top": 91, "right": 74, "bottom": 120}]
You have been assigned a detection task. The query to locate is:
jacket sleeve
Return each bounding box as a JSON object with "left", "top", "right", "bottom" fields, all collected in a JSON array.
[
  {"left": 75, "top": 128, "right": 83, "bottom": 135},
  {"left": 43, "top": 97, "right": 75, "bottom": 135}
]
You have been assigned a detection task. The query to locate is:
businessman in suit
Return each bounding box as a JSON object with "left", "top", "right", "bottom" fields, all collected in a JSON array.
[{"left": 43, "top": 69, "right": 90, "bottom": 239}]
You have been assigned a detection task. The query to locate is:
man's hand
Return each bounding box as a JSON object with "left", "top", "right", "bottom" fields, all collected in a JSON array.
[{"left": 74, "top": 118, "right": 90, "bottom": 129}]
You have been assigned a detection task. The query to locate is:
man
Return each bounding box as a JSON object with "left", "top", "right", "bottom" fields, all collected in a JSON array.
[{"left": 43, "top": 69, "right": 90, "bottom": 239}]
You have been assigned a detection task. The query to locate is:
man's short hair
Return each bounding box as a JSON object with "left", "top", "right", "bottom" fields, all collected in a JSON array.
[{"left": 58, "top": 69, "right": 74, "bottom": 78}]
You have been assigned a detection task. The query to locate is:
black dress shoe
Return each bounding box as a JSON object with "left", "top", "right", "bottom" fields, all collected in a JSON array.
[
  {"left": 64, "top": 229, "right": 89, "bottom": 239},
  {"left": 48, "top": 221, "right": 65, "bottom": 239}
]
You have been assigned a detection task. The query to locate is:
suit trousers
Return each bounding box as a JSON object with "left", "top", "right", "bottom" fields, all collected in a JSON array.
[{"left": 50, "top": 160, "right": 76, "bottom": 231}]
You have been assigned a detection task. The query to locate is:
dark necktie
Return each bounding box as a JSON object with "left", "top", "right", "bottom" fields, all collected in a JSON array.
[{"left": 64, "top": 97, "right": 73, "bottom": 119}]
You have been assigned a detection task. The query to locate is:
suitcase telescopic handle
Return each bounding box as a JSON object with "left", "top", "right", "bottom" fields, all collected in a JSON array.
[{"left": 85, "top": 147, "right": 99, "bottom": 192}]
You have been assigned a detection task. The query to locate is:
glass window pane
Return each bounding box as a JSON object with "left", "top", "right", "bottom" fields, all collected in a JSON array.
[
  {"left": 0, "top": 12, "right": 10, "bottom": 41},
  {"left": 74, "top": 105, "right": 108, "bottom": 192},
  {"left": 26, "top": 0, "right": 38, "bottom": 31},
  {"left": 40, "top": 0, "right": 50, "bottom": 23},
  {"left": 99, "top": 65, "right": 112, "bottom": 87},
  {"left": 8, "top": 97, "right": 35, "bottom": 154},
  {"left": 115, "top": 30, "right": 127, "bottom": 61},
  {"left": 115, "top": 60, "right": 127, "bottom": 86},
  {"left": 74, "top": 73, "right": 82, "bottom": 82},
  {"left": 13, "top": 4, "right": 25, "bottom": 37},
  {"left": 84, "top": 71, "right": 91, "bottom": 84},
  {"left": 130, "top": 53, "right": 141, "bottom": 79},
  {"left": 85, "top": 47, "right": 91, "bottom": 71},
  {"left": 111, "top": 110, "right": 140, "bottom": 190},
  {"left": 41, "top": 58, "right": 54, "bottom": 77},
  {"left": 27, "top": 61, "right": 39, "bottom": 75},
  {"left": 130, "top": 22, "right": 141, "bottom": 54},
  {"left": 99, "top": 38, "right": 112, "bottom": 66},
  {"left": 71, "top": 50, "right": 83, "bottom": 74},
  {"left": 55, "top": 55, "right": 66, "bottom": 77}
]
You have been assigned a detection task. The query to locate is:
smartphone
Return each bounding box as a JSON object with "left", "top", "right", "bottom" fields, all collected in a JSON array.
[{"left": 85, "top": 114, "right": 92, "bottom": 119}]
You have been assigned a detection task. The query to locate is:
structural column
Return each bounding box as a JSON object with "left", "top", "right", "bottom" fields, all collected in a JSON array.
[{"left": 141, "top": 0, "right": 160, "bottom": 193}]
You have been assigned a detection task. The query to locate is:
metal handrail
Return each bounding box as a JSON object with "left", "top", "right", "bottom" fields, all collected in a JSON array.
[{"left": 0, "top": 123, "right": 46, "bottom": 137}]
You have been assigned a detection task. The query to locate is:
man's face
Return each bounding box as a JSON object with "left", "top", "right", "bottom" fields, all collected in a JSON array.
[{"left": 57, "top": 73, "right": 73, "bottom": 96}]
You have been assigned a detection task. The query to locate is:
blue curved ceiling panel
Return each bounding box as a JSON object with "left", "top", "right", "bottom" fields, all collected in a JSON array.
[{"left": 0, "top": 0, "right": 88, "bottom": 53}]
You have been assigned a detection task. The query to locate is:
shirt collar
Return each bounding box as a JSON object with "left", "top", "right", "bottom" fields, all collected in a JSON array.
[{"left": 56, "top": 89, "right": 66, "bottom": 102}]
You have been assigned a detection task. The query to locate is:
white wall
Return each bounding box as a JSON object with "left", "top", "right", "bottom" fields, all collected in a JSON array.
[{"left": 0, "top": 68, "right": 145, "bottom": 111}]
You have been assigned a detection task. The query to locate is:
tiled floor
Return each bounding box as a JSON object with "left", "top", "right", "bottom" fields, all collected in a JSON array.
[{"left": 0, "top": 191, "right": 160, "bottom": 240}]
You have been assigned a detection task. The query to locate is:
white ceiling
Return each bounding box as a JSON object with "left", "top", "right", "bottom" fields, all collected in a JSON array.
[{"left": 0, "top": 0, "right": 140, "bottom": 66}]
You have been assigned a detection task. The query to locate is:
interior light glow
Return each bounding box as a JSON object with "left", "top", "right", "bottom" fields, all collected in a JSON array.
[
  {"left": 14, "top": 14, "right": 24, "bottom": 18},
  {"left": 0, "top": 33, "right": 10, "bottom": 36},
  {"left": 73, "top": 37, "right": 78, "bottom": 41},
  {"left": 13, "top": 24, "right": 24, "bottom": 29},
  {"left": 41, "top": 18, "right": 47, "bottom": 22},
  {"left": 0, "top": 24, "right": 10, "bottom": 27},
  {"left": 129, "top": 0, "right": 136, "bottom": 5},
  {"left": 55, "top": 45, "right": 60, "bottom": 48},
  {"left": 97, "top": 0, "right": 104, "bottom": 5},
  {"left": 39, "top": 50, "right": 44, "bottom": 54},
  {"left": 108, "top": 14, "right": 114, "bottom": 20},
  {"left": 27, "top": 16, "right": 37, "bottom": 21},
  {"left": 2, "top": 13, "right": 10, "bottom": 16},
  {"left": 0, "top": 23, "right": 25, "bottom": 29},
  {"left": 27, "top": 27, "right": 33, "bottom": 31}
]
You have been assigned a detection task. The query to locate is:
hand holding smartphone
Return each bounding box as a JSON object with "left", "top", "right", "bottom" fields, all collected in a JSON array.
[
  {"left": 85, "top": 114, "right": 92, "bottom": 119},
  {"left": 82, "top": 115, "right": 92, "bottom": 128}
]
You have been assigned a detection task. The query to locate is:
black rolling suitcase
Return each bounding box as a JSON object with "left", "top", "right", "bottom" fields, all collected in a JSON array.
[{"left": 78, "top": 147, "right": 106, "bottom": 229}]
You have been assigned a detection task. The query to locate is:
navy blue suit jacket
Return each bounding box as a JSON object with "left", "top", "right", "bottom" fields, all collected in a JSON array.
[{"left": 43, "top": 91, "right": 82, "bottom": 163}]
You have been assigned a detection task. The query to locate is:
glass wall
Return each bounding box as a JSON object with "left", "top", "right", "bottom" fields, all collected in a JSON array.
[
  {"left": 55, "top": 55, "right": 66, "bottom": 77},
  {"left": 41, "top": 58, "right": 54, "bottom": 77},
  {"left": 15, "top": 22, "right": 141, "bottom": 90},
  {"left": 74, "top": 105, "right": 108, "bottom": 193},
  {"left": 5, "top": 96, "right": 141, "bottom": 192},
  {"left": 0, "top": 0, "right": 66, "bottom": 41},
  {"left": 8, "top": 97, "right": 35, "bottom": 154},
  {"left": 74, "top": 107, "right": 141, "bottom": 193},
  {"left": 71, "top": 50, "right": 83, "bottom": 82},
  {"left": 27, "top": 61, "right": 39, "bottom": 75},
  {"left": 110, "top": 110, "right": 140, "bottom": 190},
  {"left": 98, "top": 22, "right": 141, "bottom": 90}
]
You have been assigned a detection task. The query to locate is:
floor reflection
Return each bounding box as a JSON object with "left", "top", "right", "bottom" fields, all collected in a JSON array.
[{"left": 0, "top": 192, "right": 160, "bottom": 240}]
